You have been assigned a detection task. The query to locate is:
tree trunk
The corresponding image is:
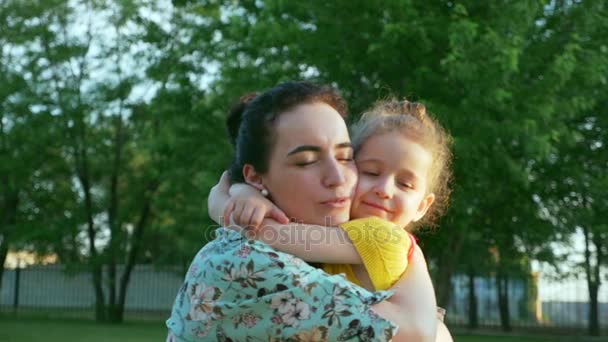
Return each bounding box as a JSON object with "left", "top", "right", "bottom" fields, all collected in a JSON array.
[
  {"left": 92, "top": 264, "right": 106, "bottom": 322},
  {"left": 0, "top": 114, "right": 7, "bottom": 288},
  {"left": 115, "top": 181, "right": 157, "bottom": 323},
  {"left": 107, "top": 263, "right": 119, "bottom": 322},
  {"left": 80, "top": 171, "right": 106, "bottom": 322},
  {"left": 497, "top": 271, "right": 511, "bottom": 332},
  {"left": 76, "top": 140, "right": 106, "bottom": 322},
  {"left": 583, "top": 227, "right": 601, "bottom": 336},
  {"left": 435, "top": 231, "right": 465, "bottom": 307},
  {"left": 106, "top": 116, "right": 124, "bottom": 323},
  {"left": 588, "top": 281, "right": 599, "bottom": 336},
  {"left": 467, "top": 268, "right": 478, "bottom": 329},
  {"left": 0, "top": 191, "right": 19, "bottom": 296},
  {"left": 0, "top": 237, "right": 9, "bottom": 292}
]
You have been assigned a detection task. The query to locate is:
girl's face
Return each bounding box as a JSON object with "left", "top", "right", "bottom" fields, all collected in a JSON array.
[
  {"left": 259, "top": 102, "right": 357, "bottom": 226},
  {"left": 350, "top": 130, "right": 435, "bottom": 230}
]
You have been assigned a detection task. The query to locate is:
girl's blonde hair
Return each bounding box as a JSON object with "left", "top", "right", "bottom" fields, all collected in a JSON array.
[{"left": 352, "top": 99, "right": 453, "bottom": 230}]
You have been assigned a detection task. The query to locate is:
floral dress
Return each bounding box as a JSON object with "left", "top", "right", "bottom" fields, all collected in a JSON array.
[{"left": 166, "top": 228, "right": 398, "bottom": 341}]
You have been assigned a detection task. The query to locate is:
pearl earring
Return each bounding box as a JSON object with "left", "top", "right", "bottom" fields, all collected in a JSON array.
[{"left": 261, "top": 188, "right": 269, "bottom": 197}]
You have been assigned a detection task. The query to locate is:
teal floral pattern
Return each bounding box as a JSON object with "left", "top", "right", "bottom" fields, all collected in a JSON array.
[{"left": 167, "top": 228, "right": 397, "bottom": 341}]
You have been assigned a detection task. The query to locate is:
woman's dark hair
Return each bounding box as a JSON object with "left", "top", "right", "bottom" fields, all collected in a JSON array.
[{"left": 226, "top": 81, "right": 348, "bottom": 182}]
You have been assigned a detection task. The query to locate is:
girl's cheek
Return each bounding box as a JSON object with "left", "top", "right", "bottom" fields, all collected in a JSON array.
[{"left": 354, "top": 177, "right": 371, "bottom": 198}]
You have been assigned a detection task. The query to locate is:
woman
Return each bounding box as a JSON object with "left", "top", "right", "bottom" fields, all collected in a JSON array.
[{"left": 167, "top": 81, "right": 437, "bottom": 341}]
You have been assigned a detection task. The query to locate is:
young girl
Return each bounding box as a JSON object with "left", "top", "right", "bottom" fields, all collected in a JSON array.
[{"left": 209, "top": 99, "right": 453, "bottom": 341}]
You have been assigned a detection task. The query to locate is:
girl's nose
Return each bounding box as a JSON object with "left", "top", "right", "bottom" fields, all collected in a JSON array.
[{"left": 373, "top": 177, "right": 394, "bottom": 199}]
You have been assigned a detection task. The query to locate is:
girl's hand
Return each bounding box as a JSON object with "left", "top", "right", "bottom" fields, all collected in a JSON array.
[
  {"left": 223, "top": 183, "right": 289, "bottom": 229},
  {"left": 213, "top": 171, "right": 231, "bottom": 195},
  {"left": 207, "top": 171, "right": 232, "bottom": 225}
]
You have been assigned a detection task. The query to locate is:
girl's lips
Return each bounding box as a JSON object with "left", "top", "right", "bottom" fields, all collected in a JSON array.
[{"left": 362, "top": 201, "right": 392, "bottom": 213}]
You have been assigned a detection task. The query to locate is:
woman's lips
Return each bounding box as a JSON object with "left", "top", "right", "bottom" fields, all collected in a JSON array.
[{"left": 321, "top": 197, "right": 350, "bottom": 208}]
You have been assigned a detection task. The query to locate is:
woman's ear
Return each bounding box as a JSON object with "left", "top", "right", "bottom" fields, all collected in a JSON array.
[
  {"left": 413, "top": 193, "right": 435, "bottom": 222},
  {"left": 242, "top": 164, "right": 265, "bottom": 191}
]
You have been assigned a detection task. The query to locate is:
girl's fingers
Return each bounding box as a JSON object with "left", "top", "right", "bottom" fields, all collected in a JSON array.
[
  {"left": 223, "top": 200, "right": 236, "bottom": 227},
  {"left": 218, "top": 171, "right": 231, "bottom": 192},
  {"left": 268, "top": 205, "right": 289, "bottom": 224},
  {"left": 232, "top": 201, "right": 245, "bottom": 226},
  {"left": 238, "top": 204, "right": 255, "bottom": 228},
  {"left": 249, "top": 207, "right": 265, "bottom": 231}
]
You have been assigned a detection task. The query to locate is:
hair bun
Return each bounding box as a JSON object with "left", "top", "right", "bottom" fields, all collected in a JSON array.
[
  {"left": 226, "top": 93, "right": 258, "bottom": 147},
  {"left": 402, "top": 100, "right": 426, "bottom": 120}
]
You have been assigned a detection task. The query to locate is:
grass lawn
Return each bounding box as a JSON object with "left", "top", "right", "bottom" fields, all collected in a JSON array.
[
  {"left": 0, "top": 317, "right": 599, "bottom": 341},
  {"left": 0, "top": 317, "right": 167, "bottom": 342},
  {"left": 455, "top": 336, "right": 565, "bottom": 342}
]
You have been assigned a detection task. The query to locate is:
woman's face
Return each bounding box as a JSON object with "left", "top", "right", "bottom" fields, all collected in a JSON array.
[
  {"left": 261, "top": 102, "right": 357, "bottom": 226},
  {"left": 350, "top": 131, "right": 435, "bottom": 229}
]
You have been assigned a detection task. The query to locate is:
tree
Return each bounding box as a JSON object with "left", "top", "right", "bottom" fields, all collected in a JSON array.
[
  {"left": 1, "top": 0, "right": 227, "bottom": 322},
  {"left": 0, "top": 0, "right": 77, "bottom": 297},
  {"left": 528, "top": 0, "right": 608, "bottom": 334},
  {"left": 536, "top": 107, "right": 607, "bottom": 336}
]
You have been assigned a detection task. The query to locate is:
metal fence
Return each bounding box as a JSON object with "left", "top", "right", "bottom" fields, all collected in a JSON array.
[
  {"left": 1, "top": 265, "right": 606, "bottom": 334},
  {"left": 0, "top": 264, "right": 184, "bottom": 320},
  {"left": 446, "top": 273, "right": 608, "bottom": 334}
]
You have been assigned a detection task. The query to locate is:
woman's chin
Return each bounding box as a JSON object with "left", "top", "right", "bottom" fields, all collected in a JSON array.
[{"left": 317, "top": 212, "right": 350, "bottom": 226}]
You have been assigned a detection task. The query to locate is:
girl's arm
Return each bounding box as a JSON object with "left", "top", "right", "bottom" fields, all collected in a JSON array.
[
  {"left": 435, "top": 320, "right": 454, "bottom": 342},
  {"left": 252, "top": 218, "right": 363, "bottom": 264},
  {"left": 215, "top": 180, "right": 363, "bottom": 264}
]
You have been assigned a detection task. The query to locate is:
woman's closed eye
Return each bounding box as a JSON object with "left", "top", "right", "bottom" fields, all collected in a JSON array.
[
  {"left": 295, "top": 159, "right": 317, "bottom": 167},
  {"left": 336, "top": 151, "right": 354, "bottom": 163},
  {"left": 291, "top": 151, "right": 319, "bottom": 166}
]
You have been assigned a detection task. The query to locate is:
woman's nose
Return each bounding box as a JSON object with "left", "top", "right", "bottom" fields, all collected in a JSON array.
[{"left": 322, "top": 159, "right": 347, "bottom": 188}]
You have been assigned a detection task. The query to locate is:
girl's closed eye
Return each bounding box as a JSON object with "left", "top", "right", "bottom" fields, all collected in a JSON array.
[
  {"left": 361, "top": 169, "right": 380, "bottom": 176},
  {"left": 397, "top": 178, "right": 415, "bottom": 189},
  {"left": 399, "top": 182, "right": 414, "bottom": 189}
]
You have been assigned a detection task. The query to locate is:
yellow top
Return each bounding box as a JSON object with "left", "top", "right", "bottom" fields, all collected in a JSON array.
[{"left": 322, "top": 217, "right": 414, "bottom": 290}]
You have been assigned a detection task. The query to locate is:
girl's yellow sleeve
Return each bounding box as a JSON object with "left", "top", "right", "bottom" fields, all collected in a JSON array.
[{"left": 339, "top": 217, "right": 413, "bottom": 290}]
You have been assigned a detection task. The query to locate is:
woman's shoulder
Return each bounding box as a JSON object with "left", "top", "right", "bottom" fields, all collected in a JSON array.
[
  {"left": 198, "top": 227, "right": 308, "bottom": 266},
  {"left": 168, "top": 228, "right": 399, "bottom": 341}
]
